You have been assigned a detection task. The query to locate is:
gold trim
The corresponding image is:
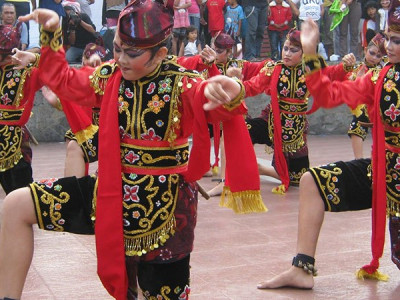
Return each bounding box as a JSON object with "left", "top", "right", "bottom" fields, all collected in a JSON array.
[
  {"left": 74, "top": 124, "right": 99, "bottom": 145},
  {"left": 40, "top": 27, "right": 63, "bottom": 51},
  {"left": 223, "top": 79, "right": 245, "bottom": 111},
  {"left": 220, "top": 186, "right": 267, "bottom": 213}
]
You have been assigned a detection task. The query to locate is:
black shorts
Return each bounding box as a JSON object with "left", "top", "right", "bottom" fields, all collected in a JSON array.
[
  {"left": 309, "top": 158, "right": 372, "bottom": 212},
  {"left": 0, "top": 158, "right": 33, "bottom": 194}
]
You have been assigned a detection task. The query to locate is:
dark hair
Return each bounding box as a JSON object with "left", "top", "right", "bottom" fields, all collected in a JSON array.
[
  {"left": 186, "top": 25, "right": 198, "bottom": 37},
  {"left": 145, "top": 36, "right": 171, "bottom": 65}
]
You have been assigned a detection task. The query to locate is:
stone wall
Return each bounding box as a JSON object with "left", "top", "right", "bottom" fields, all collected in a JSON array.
[{"left": 28, "top": 90, "right": 352, "bottom": 142}]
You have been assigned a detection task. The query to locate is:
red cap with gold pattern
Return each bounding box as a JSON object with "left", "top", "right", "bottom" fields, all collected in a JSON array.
[
  {"left": 118, "top": 0, "right": 173, "bottom": 49},
  {"left": 83, "top": 43, "right": 107, "bottom": 61},
  {"left": 370, "top": 32, "right": 387, "bottom": 55},
  {"left": 286, "top": 28, "right": 302, "bottom": 49},
  {"left": 214, "top": 32, "right": 235, "bottom": 50}
]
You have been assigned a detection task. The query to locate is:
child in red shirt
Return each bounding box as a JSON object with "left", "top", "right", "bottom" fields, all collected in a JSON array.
[
  {"left": 207, "top": 0, "right": 226, "bottom": 39},
  {"left": 268, "top": 0, "right": 292, "bottom": 60}
]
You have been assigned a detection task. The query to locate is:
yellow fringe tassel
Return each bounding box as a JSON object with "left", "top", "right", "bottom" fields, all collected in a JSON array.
[
  {"left": 355, "top": 269, "right": 389, "bottom": 281},
  {"left": 74, "top": 124, "right": 99, "bottom": 145},
  {"left": 212, "top": 165, "right": 219, "bottom": 176},
  {"left": 219, "top": 186, "right": 267, "bottom": 214},
  {"left": 272, "top": 184, "right": 286, "bottom": 195}
]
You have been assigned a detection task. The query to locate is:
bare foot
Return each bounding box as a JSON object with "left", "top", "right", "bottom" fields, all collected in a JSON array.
[
  {"left": 257, "top": 266, "right": 314, "bottom": 289},
  {"left": 203, "top": 169, "right": 213, "bottom": 177},
  {"left": 207, "top": 181, "right": 224, "bottom": 197}
]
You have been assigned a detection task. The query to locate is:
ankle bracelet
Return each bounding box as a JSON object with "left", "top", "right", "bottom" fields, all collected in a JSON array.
[{"left": 292, "top": 253, "right": 317, "bottom": 276}]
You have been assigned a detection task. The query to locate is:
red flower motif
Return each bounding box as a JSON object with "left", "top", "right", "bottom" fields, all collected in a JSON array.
[
  {"left": 280, "top": 87, "right": 290, "bottom": 97},
  {"left": 384, "top": 103, "right": 400, "bottom": 121},
  {"left": 147, "top": 82, "right": 156, "bottom": 94},
  {"left": 123, "top": 185, "right": 139, "bottom": 202},
  {"left": 124, "top": 151, "right": 140, "bottom": 164},
  {"left": 394, "top": 157, "right": 400, "bottom": 169},
  {"left": 1, "top": 93, "right": 12, "bottom": 105},
  {"left": 125, "top": 88, "right": 133, "bottom": 98},
  {"left": 38, "top": 178, "right": 57, "bottom": 188},
  {"left": 295, "top": 88, "right": 305, "bottom": 97},
  {"left": 141, "top": 128, "right": 162, "bottom": 141},
  {"left": 284, "top": 119, "right": 294, "bottom": 128}
]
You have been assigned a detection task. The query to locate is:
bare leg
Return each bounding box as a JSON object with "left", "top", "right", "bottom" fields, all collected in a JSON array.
[
  {"left": 257, "top": 172, "right": 325, "bottom": 289},
  {"left": 0, "top": 188, "right": 37, "bottom": 298},
  {"left": 64, "top": 140, "right": 86, "bottom": 177},
  {"left": 208, "top": 135, "right": 225, "bottom": 197},
  {"left": 258, "top": 163, "right": 280, "bottom": 180},
  {"left": 350, "top": 135, "right": 363, "bottom": 159}
]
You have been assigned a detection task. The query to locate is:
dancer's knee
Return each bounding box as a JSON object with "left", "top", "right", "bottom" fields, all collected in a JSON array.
[{"left": 1, "top": 187, "right": 36, "bottom": 225}]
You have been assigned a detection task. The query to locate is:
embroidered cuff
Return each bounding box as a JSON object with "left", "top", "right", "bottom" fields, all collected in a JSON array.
[
  {"left": 32, "top": 53, "right": 40, "bottom": 68},
  {"left": 223, "top": 78, "right": 245, "bottom": 111},
  {"left": 40, "top": 26, "right": 63, "bottom": 51},
  {"left": 303, "top": 54, "right": 323, "bottom": 75},
  {"left": 343, "top": 63, "right": 354, "bottom": 73}
]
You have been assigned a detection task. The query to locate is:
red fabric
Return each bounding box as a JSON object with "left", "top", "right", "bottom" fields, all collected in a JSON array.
[
  {"left": 223, "top": 113, "right": 260, "bottom": 193},
  {"left": 268, "top": 3, "right": 292, "bottom": 31},
  {"left": 207, "top": 0, "right": 225, "bottom": 32},
  {"left": 361, "top": 65, "right": 392, "bottom": 274},
  {"left": 269, "top": 64, "right": 290, "bottom": 190},
  {"left": 361, "top": 19, "right": 368, "bottom": 48},
  {"left": 305, "top": 63, "right": 388, "bottom": 274},
  {"left": 95, "top": 69, "right": 128, "bottom": 300}
]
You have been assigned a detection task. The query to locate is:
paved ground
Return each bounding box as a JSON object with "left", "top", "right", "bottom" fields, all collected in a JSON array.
[{"left": 2, "top": 135, "right": 400, "bottom": 300}]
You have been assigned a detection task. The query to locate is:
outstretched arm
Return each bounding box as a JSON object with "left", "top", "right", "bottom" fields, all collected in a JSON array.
[{"left": 19, "top": 9, "right": 99, "bottom": 107}]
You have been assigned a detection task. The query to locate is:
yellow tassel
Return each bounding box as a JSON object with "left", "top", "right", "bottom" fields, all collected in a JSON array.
[
  {"left": 272, "top": 184, "right": 286, "bottom": 195},
  {"left": 74, "top": 124, "right": 99, "bottom": 145},
  {"left": 212, "top": 166, "right": 219, "bottom": 176},
  {"left": 355, "top": 269, "right": 389, "bottom": 281},
  {"left": 219, "top": 186, "right": 267, "bottom": 214}
]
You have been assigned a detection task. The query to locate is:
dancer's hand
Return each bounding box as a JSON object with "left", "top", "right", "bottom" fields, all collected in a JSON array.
[
  {"left": 226, "top": 66, "right": 242, "bottom": 79},
  {"left": 11, "top": 49, "right": 36, "bottom": 70},
  {"left": 342, "top": 53, "right": 356, "bottom": 69},
  {"left": 19, "top": 8, "right": 59, "bottom": 32},
  {"left": 200, "top": 45, "right": 217, "bottom": 64},
  {"left": 204, "top": 75, "right": 241, "bottom": 110},
  {"left": 300, "top": 18, "right": 320, "bottom": 55}
]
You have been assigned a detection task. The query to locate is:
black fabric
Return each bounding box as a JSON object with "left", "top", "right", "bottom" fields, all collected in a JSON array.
[
  {"left": 245, "top": 117, "right": 272, "bottom": 145},
  {"left": 0, "top": 159, "right": 32, "bottom": 195},
  {"left": 137, "top": 255, "right": 190, "bottom": 299},
  {"left": 309, "top": 158, "right": 372, "bottom": 212},
  {"left": 30, "top": 175, "right": 96, "bottom": 234}
]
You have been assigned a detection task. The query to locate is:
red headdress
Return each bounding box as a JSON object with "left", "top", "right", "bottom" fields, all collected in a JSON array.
[
  {"left": 0, "top": 24, "right": 21, "bottom": 55},
  {"left": 286, "top": 28, "right": 302, "bottom": 49},
  {"left": 370, "top": 32, "right": 387, "bottom": 55},
  {"left": 214, "top": 32, "right": 235, "bottom": 49},
  {"left": 388, "top": 0, "right": 400, "bottom": 32},
  {"left": 83, "top": 43, "right": 107, "bottom": 61},
  {"left": 118, "top": 0, "right": 173, "bottom": 49}
]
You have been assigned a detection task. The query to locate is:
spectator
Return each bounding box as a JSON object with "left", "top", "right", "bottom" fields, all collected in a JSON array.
[
  {"left": 224, "top": 0, "right": 244, "bottom": 58},
  {"left": 75, "top": 0, "right": 94, "bottom": 18},
  {"left": 179, "top": 25, "right": 202, "bottom": 56},
  {"left": 242, "top": 0, "right": 268, "bottom": 61},
  {"left": 0, "top": 0, "right": 30, "bottom": 19},
  {"left": 338, "top": 0, "right": 362, "bottom": 59},
  {"left": 378, "top": 0, "right": 390, "bottom": 31},
  {"left": 62, "top": 4, "right": 97, "bottom": 63},
  {"left": 31, "top": 0, "right": 66, "bottom": 18},
  {"left": 291, "top": 0, "right": 324, "bottom": 27},
  {"left": 0, "top": 3, "right": 28, "bottom": 50},
  {"left": 321, "top": 0, "right": 335, "bottom": 59},
  {"left": 172, "top": 0, "right": 191, "bottom": 55},
  {"left": 359, "top": 0, "right": 378, "bottom": 49},
  {"left": 207, "top": 0, "right": 226, "bottom": 41},
  {"left": 188, "top": 0, "right": 202, "bottom": 32},
  {"left": 268, "top": 0, "right": 292, "bottom": 60},
  {"left": 102, "top": 0, "right": 127, "bottom": 28}
]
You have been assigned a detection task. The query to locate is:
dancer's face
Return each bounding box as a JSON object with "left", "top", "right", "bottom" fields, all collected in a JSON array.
[
  {"left": 113, "top": 33, "right": 167, "bottom": 81},
  {"left": 281, "top": 40, "right": 302, "bottom": 67},
  {"left": 364, "top": 44, "right": 383, "bottom": 66},
  {"left": 384, "top": 30, "right": 400, "bottom": 64}
]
